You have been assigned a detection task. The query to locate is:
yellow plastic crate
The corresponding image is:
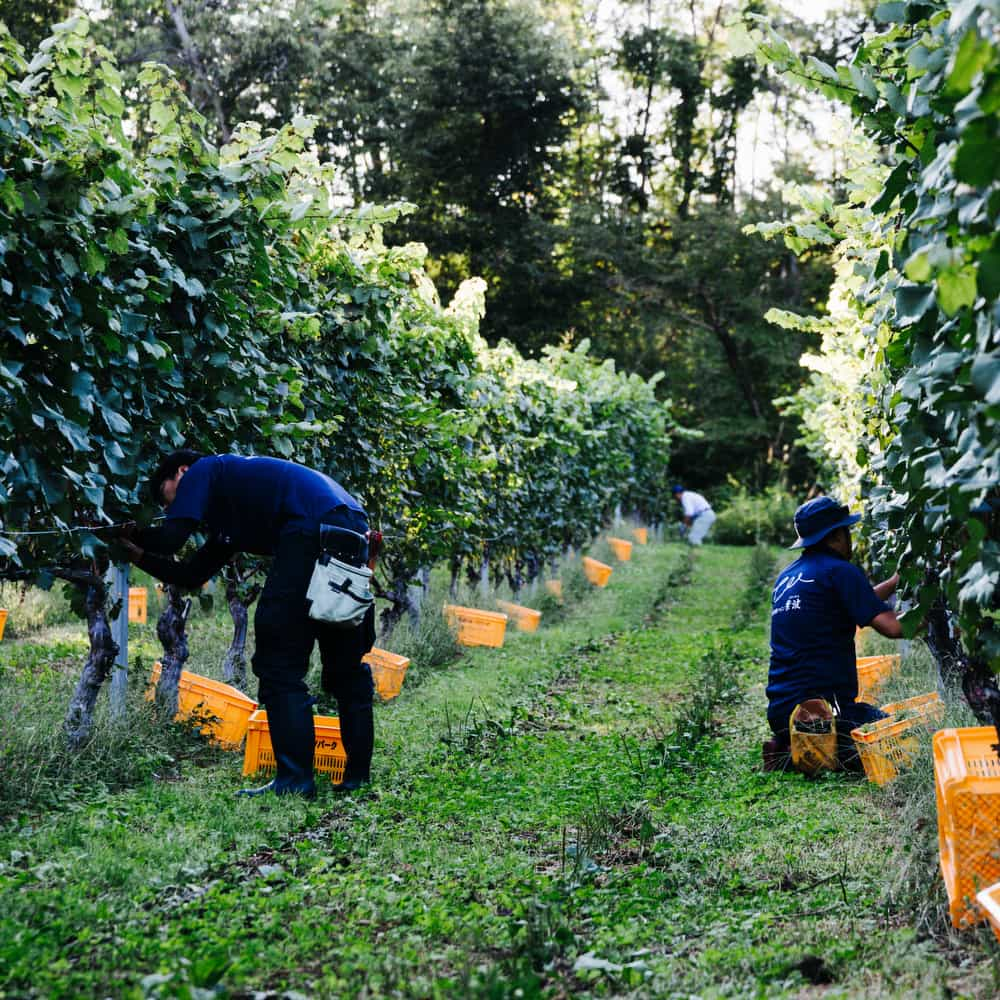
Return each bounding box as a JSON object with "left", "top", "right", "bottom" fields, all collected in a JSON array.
[
  {"left": 147, "top": 662, "right": 257, "bottom": 748},
  {"left": 850, "top": 692, "right": 943, "bottom": 787},
  {"left": 363, "top": 646, "right": 411, "bottom": 701},
  {"left": 881, "top": 691, "right": 944, "bottom": 725},
  {"left": 0, "top": 608, "right": 7, "bottom": 642},
  {"left": 496, "top": 599, "right": 542, "bottom": 633},
  {"left": 632, "top": 527, "right": 648, "bottom": 545},
  {"left": 243, "top": 709, "right": 346, "bottom": 783},
  {"left": 608, "top": 537, "right": 633, "bottom": 562},
  {"left": 582, "top": 556, "right": 613, "bottom": 587},
  {"left": 976, "top": 882, "right": 1000, "bottom": 943},
  {"left": 128, "top": 586, "right": 148, "bottom": 624},
  {"left": 934, "top": 727, "right": 1000, "bottom": 927},
  {"left": 856, "top": 654, "right": 901, "bottom": 703},
  {"left": 443, "top": 605, "right": 508, "bottom": 648},
  {"left": 545, "top": 579, "right": 563, "bottom": 601}
]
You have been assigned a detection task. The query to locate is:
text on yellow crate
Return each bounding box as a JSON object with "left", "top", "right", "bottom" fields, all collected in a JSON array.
[{"left": 243, "top": 709, "right": 346, "bottom": 784}]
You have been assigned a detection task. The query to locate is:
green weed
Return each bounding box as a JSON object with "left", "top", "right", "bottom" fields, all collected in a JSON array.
[
  {"left": 650, "top": 546, "right": 695, "bottom": 611},
  {"left": 0, "top": 581, "right": 77, "bottom": 637},
  {"left": 733, "top": 541, "right": 778, "bottom": 626},
  {"left": 0, "top": 543, "right": 995, "bottom": 997},
  {"left": 0, "top": 671, "right": 227, "bottom": 818},
  {"left": 374, "top": 592, "right": 460, "bottom": 690},
  {"left": 712, "top": 483, "right": 798, "bottom": 546},
  {"left": 438, "top": 702, "right": 524, "bottom": 761},
  {"left": 562, "top": 562, "right": 591, "bottom": 604},
  {"left": 534, "top": 587, "right": 566, "bottom": 621},
  {"left": 665, "top": 635, "right": 752, "bottom": 750}
]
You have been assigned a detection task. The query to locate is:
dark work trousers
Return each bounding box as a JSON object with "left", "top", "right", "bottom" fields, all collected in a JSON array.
[
  {"left": 768, "top": 698, "right": 887, "bottom": 772},
  {"left": 251, "top": 511, "right": 376, "bottom": 779}
]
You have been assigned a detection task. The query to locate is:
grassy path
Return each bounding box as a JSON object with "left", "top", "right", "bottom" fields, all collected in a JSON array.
[
  {"left": 0, "top": 541, "right": 702, "bottom": 996},
  {"left": 1, "top": 541, "right": 996, "bottom": 997}
]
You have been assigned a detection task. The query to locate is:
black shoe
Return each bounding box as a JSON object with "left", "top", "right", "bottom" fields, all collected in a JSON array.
[
  {"left": 237, "top": 779, "right": 317, "bottom": 799},
  {"left": 237, "top": 780, "right": 278, "bottom": 798},
  {"left": 762, "top": 739, "right": 792, "bottom": 773},
  {"left": 330, "top": 778, "right": 371, "bottom": 795}
]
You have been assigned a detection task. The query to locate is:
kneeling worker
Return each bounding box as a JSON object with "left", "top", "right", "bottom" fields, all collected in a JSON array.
[
  {"left": 119, "top": 451, "right": 377, "bottom": 799},
  {"left": 672, "top": 485, "right": 716, "bottom": 546},
  {"left": 765, "top": 496, "right": 902, "bottom": 772}
]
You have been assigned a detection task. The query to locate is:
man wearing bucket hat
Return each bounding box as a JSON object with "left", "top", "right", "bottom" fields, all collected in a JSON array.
[{"left": 763, "top": 496, "right": 903, "bottom": 772}]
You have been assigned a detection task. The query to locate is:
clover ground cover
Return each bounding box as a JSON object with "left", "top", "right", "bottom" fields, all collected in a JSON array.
[{"left": 0, "top": 543, "right": 996, "bottom": 997}]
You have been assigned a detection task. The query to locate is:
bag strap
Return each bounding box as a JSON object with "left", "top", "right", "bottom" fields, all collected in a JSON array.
[
  {"left": 319, "top": 524, "right": 369, "bottom": 565},
  {"left": 367, "top": 530, "right": 383, "bottom": 570},
  {"left": 324, "top": 562, "right": 373, "bottom": 604}
]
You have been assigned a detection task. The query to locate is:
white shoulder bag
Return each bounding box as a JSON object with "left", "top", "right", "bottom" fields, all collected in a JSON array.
[{"left": 306, "top": 552, "right": 375, "bottom": 628}]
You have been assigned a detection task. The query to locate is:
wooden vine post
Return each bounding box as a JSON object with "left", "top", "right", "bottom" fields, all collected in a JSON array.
[{"left": 108, "top": 562, "right": 129, "bottom": 720}]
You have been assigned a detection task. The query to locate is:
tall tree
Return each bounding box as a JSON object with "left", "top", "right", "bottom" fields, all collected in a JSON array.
[
  {"left": 0, "top": 0, "right": 73, "bottom": 53},
  {"left": 75, "top": 0, "right": 865, "bottom": 487},
  {"left": 91, "top": 0, "right": 326, "bottom": 142},
  {"left": 360, "top": 0, "right": 586, "bottom": 349}
]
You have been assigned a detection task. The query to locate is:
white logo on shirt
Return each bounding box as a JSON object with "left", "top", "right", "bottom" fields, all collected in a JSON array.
[{"left": 771, "top": 573, "right": 814, "bottom": 616}]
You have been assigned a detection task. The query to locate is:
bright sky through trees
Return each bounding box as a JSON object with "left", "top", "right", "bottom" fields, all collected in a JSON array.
[
  {"left": 585, "top": 0, "right": 855, "bottom": 204},
  {"left": 735, "top": 0, "right": 854, "bottom": 196}
]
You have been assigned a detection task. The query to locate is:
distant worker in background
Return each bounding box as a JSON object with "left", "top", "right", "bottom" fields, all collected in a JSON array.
[
  {"left": 763, "top": 496, "right": 903, "bottom": 773},
  {"left": 672, "top": 485, "right": 716, "bottom": 546},
  {"left": 117, "top": 451, "right": 378, "bottom": 800}
]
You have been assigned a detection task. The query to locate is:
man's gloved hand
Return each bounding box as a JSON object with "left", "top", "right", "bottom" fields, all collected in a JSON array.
[
  {"left": 108, "top": 534, "right": 144, "bottom": 565},
  {"left": 104, "top": 522, "right": 140, "bottom": 563},
  {"left": 120, "top": 538, "right": 144, "bottom": 563}
]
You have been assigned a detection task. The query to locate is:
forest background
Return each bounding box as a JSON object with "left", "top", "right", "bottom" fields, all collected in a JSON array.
[{"left": 0, "top": 0, "right": 876, "bottom": 499}]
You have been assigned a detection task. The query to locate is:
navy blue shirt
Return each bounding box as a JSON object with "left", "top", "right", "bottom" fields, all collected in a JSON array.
[
  {"left": 766, "top": 549, "right": 889, "bottom": 721},
  {"left": 166, "top": 455, "right": 366, "bottom": 556}
]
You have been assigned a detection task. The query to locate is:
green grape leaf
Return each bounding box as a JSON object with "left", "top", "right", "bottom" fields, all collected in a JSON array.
[
  {"left": 936, "top": 267, "right": 977, "bottom": 316},
  {"left": 945, "top": 29, "right": 994, "bottom": 97},
  {"left": 971, "top": 354, "right": 1000, "bottom": 404}
]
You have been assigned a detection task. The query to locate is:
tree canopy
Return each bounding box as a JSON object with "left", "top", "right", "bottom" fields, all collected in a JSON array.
[
  {"left": 22, "top": 0, "right": 871, "bottom": 491},
  {"left": 0, "top": 17, "right": 677, "bottom": 616}
]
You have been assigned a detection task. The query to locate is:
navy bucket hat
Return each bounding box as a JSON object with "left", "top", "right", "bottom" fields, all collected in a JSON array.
[{"left": 790, "top": 496, "right": 861, "bottom": 549}]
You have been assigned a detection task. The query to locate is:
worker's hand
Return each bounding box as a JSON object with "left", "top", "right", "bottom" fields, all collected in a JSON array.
[
  {"left": 109, "top": 538, "right": 144, "bottom": 564},
  {"left": 122, "top": 539, "right": 143, "bottom": 562},
  {"left": 873, "top": 572, "right": 899, "bottom": 602}
]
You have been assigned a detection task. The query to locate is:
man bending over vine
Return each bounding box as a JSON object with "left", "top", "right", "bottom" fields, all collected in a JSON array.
[{"left": 118, "top": 450, "right": 376, "bottom": 799}]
